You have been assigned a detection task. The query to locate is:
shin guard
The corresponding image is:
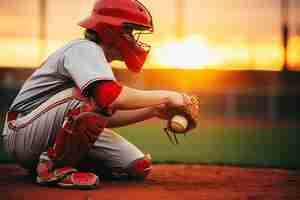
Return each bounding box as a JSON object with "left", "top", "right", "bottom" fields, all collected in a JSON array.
[{"left": 52, "top": 102, "right": 109, "bottom": 166}]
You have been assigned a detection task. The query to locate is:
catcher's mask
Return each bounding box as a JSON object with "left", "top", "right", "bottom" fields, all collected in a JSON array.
[{"left": 78, "top": 0, "right": 153, "bottom": 73}]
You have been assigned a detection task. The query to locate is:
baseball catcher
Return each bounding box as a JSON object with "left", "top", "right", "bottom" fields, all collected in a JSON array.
[{"left": 1, "top": 0, "right": 200, "bottom": 189}]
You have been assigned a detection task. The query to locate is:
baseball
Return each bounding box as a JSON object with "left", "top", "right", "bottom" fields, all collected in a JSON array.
[{"left": 170, "top": 115, "right": 188, "bottom": 133}]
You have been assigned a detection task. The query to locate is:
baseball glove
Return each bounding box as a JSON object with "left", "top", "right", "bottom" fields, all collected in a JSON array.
[{"left": 164, "top": 94, "right": 200, "bottom": 144}]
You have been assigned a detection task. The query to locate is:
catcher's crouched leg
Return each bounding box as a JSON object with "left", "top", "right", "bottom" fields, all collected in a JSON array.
[{"left": 36, "top": 103, "right": 108, "bottom": 189}]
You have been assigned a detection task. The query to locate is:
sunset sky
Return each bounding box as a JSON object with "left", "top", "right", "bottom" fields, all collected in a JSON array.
[{"left": 0, "top": 0, "right": 300, "bottom": 70}]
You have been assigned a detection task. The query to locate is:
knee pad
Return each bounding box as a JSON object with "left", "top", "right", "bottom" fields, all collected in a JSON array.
[
  {"left": 126, "top": 155, "right": 152, "bottom": 180},
  {"left": 51, "top": 103, "right": 109, "bottom": 166}
]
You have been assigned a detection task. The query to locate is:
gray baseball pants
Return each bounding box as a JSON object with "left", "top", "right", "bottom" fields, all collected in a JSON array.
[{"left": 2, "top": 88, "right": 145, "bottom": 172}]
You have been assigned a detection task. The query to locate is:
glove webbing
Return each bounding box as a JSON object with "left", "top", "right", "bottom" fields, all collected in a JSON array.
[{"left": 164, "top": 127, "right": 186, "bottom": 145}]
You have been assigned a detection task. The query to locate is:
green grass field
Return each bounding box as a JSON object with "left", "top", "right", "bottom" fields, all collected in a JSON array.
[
  {"left": 116, "top": 121, "right": 300, "bottom": 168},
  {"left": 1, "top": 120, "right": 299, "bottom": 168}
]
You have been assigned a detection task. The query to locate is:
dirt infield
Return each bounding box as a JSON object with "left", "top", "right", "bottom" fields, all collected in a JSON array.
[{"left": 0, "top": 164, "right": 299, "bottom": 200}]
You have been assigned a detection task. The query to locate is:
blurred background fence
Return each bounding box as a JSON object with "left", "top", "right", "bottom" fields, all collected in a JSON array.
[{"left": 1, "top": 68, "right": 300, "bottom": 122}]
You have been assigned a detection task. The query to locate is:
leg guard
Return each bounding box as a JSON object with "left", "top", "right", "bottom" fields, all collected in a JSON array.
[
  {"left": 36, "top": 101, "right": 108, "bottom": 189},
  {"left": 52, "top": 102, "right": 109, "bottom": 166},
  {"left": 126, "top": 154, "right": 152, "bottom": 180}
]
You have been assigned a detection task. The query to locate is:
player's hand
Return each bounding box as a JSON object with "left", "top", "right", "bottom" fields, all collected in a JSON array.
[
  {"left": 153, "top": 104, "right": 173, "bottom": 120},
  {"left": 167, "top": 92, "right": 185, "bottom": 108}
]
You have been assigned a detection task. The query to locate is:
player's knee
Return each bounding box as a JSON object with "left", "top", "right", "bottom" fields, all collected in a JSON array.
[
  {"left": 126, "top": 156, "right": 152, "bottom": 180},
  {"left": 52, "top": 103, "right": 108, "bottom": 166}
]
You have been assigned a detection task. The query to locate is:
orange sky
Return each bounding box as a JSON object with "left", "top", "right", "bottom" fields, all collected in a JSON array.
[{"left": 0, "top": 0, "right": 300, "bottom": 70}]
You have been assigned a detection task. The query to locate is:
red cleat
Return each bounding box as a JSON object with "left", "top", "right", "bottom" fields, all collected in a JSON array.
[{"left": 36, "top": 152, "right": 99, "bottom": 189}]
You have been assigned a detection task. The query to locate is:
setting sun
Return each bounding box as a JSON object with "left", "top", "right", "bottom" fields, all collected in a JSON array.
[{"left": 152, "top": 36, "right": 221, "bottom": 69}]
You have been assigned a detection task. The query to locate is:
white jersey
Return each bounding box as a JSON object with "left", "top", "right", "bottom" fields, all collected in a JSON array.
[{"left": 10, "top": 38, "right": 116, "bottom": 114}]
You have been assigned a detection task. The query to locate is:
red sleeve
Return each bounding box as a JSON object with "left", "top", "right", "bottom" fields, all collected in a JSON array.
[{"left": 93, "top": 81, "right": 123, "bottom": 110}]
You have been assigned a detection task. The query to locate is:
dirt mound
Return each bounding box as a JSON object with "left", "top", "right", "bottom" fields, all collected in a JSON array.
[{"left": 0, "top": 164, "right": 299, "bottom": 200}]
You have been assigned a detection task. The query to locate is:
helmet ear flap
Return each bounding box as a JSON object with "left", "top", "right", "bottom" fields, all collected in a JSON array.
[
  {"left": 87, "top": 22, "right": 150, "bottom": 73},
  {"left": 93, "top": 23, "right": 119, "bottom": 45}
]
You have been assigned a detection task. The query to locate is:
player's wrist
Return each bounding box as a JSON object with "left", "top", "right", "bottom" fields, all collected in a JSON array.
[
  {"left": 166, "top": 91, "right": 184, "bottom": 107},
  {"left": 152, "top": 104, "right": 172, "bottom": 120},
  {"left": 152, "top": 106, "right": 162, "bottom": 118}
]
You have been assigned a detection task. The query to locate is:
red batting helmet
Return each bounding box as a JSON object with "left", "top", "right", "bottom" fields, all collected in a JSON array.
[{"left": 78, "top": 0, "right": 153, "bottom": 73}]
